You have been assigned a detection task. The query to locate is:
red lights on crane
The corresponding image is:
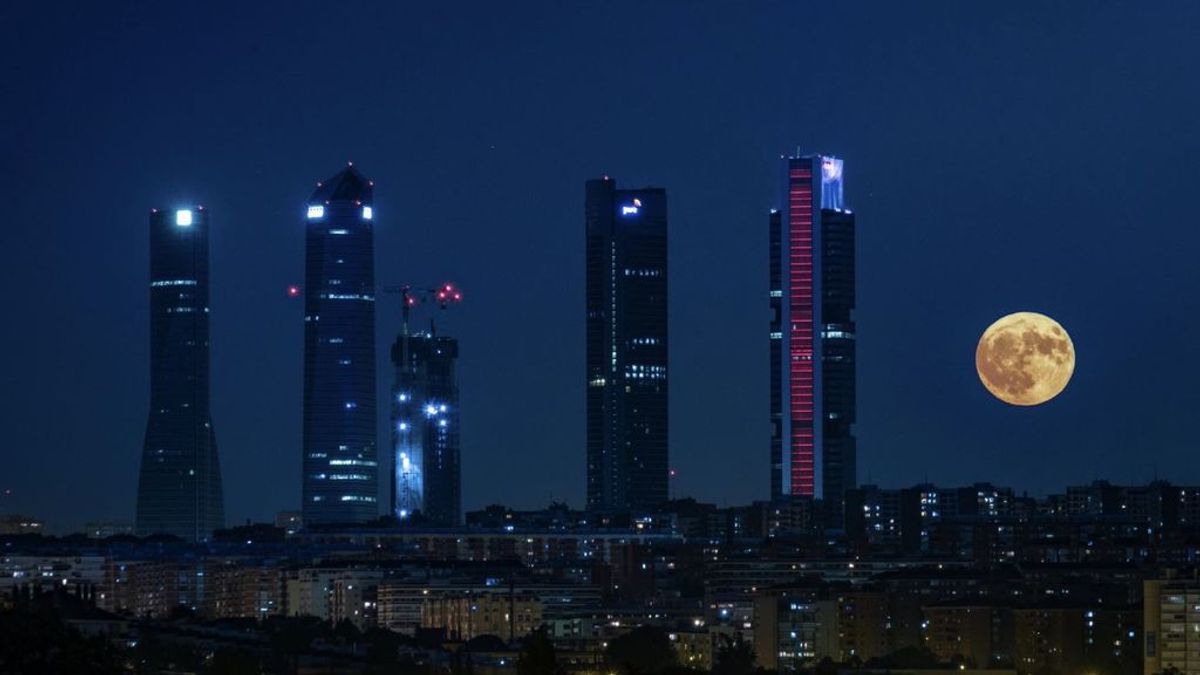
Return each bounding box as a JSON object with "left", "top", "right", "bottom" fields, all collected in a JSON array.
[{"left": 434, "top": 283, "right": 463, "bottom": 307}]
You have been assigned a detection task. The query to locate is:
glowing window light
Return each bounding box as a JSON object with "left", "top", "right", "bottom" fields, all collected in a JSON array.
[
  {"left": 424, "top": 404, "right": 438, "bottom": 416},
  {"left": 307, "top": 205, "right": 325, "bottom": 219},
  {"left": 362, "top": 206, "right": 373, "bottom": 220},
  {"left": 175, "top": 210, "right": 193, "bottom": 226}
]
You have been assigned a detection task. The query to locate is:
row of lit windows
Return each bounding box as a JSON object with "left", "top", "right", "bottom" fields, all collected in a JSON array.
[
  {"left": 623, "top": 268, "right": 662, "bottom": 277},
  {"left": 321, "top": 293, "right": 375, "bottom": 302},
  {"left": 307, "top": 205, "right": 373, "bottom": 220},
  {"left": 310, "top": 495, "right": 378, "bottom": 502},
  {"left": 150, "top": 279, "right": 197, "bottom": 287},
  {"left": 310, "top": 473, "right": 371, "bottom": 481}
]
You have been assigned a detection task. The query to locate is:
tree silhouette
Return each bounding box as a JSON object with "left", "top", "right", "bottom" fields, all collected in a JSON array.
[
  {"left": 712, "top": 635, "right": 756, "bottom": 675},
  {"left": 518, "top": 627, "right": 563, "bottom": 675},
  {"left": 606, "top": 626, "right": 678, "bottom": 675}
]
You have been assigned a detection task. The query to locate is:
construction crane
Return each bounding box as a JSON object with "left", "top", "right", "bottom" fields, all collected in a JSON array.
[{"left": 383, "top": 282, "right": 463, "bottom": 370}]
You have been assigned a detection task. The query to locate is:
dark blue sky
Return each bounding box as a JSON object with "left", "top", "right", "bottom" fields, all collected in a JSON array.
[{"left": 3, "top": 2, "right": 1198, "bottom": 532}]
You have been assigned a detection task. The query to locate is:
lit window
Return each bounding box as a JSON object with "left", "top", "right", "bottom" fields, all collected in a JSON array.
[
  {"left": 307, "top": 205, "right": 325, "bottom": 219},
  {"left": 175, "top": 210, "right": 193, "bottom": 226},
  {"left": 362, "top": 206, "right": 373, "bottom": 220}
]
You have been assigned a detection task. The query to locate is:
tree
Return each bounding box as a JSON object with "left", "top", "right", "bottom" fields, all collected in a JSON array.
[
  {"left": 334, "top": 617, "right": 363, "bottom": 645},
  {"left": 605, "top": 626, "right": 677, "bottom": 675},
  {"left": 712, "top": 635, "right": 755, "bottom": 675},
  {"left": 364, "top": 627, "right": 404, "bottom": 666},
  {"left": 0, "top": 607, "right": 125, "bottom": 674},
  {"left": 812, "top": 657, "right": 839, "bottom": 675},
  {"left": 518, "top": 627, "right": 562, "bottom": 675},
  {"left": 264, "top": 615, "right": 326, "bottom": 675},
  {"left": 208, "top": 647, "right": 261, "bottom": 675},
  {"left": 865, "top": 645, "right": 942, "bottom": 669}
]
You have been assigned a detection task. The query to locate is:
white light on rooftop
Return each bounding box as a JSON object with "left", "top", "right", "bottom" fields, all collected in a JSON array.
[
  {"left": 307, "top": 205, "right": 325, "bottom": 219},
  {"left": 175, "top": 210, "right": 193, "bottom": 226}
]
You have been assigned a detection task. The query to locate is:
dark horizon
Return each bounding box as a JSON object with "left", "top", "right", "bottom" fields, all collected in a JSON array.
[{"left": 3, "top": 2, "right": 1200, "bottom": 534}]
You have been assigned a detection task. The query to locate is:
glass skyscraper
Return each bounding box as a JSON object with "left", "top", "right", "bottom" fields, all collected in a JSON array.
[
  {"left": 585, "top": 178, "right": 669, "bottom": 515},
  {"left": 769, "top": 154, "right": 857, "bottom": 523},
  {"left": 136, "top": 206, "right": 225, "bottom": 541},
  {"left": 391, "top": 332, "right": 461, "bottom": 526},
  {"left": 301, "top": 165, "right": 378, "bottom": 525}
]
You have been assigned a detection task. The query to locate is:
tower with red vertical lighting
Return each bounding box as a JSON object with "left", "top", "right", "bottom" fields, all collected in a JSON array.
[{"left": 769, "top": 154, "right": 856, "bottom": 526}]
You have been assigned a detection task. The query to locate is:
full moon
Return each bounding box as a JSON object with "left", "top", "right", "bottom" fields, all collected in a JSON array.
[{"left": 975, "top": 312, "right": 1075, "bottom": 406}]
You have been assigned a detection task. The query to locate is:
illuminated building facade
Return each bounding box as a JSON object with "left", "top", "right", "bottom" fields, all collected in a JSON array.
[
  {"left": 769, "top": 154, "right": 856, "bottom": 523},
  {"left": 391, "top": 333, "right": 461, "bottom": 525},
  {"left": 1145, "top": 576, "right": 1200, "bottom": 675},
  {"left": 136, "top": 207, "right": 225, "bottom": 542},
  {"left": 301, "top": 165, "right": 378, "bottom": 524},
  {"left": 585, "top": 178, "right": 668, "bottom": 514}
]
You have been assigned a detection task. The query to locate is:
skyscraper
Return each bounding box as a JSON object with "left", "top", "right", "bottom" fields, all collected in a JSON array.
[
  {"left": 769, "top": 154, "right": 856, "bottom": 523},
  {"left": 136, "top": 206, "right": 224, "bottom": 541},
  {"left": 585, "top": 178, "right": 668, "bottom": 515},
  {"left": 301, "top": 165, "right": 378, "bottom": 525},
  {"left": 391, "top": 330, "right": 461, "bottom": 526}
]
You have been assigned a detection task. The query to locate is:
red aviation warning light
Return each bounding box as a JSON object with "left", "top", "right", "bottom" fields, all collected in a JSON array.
[
  {"left": 434, "top": 283, "right": 463, "bottom": 308},
  {"left": 287, "top": 285, "right": 301, "bottom": 297}
]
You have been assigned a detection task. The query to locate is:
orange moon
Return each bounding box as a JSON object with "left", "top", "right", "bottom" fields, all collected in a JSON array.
[{"left": 975, "top": 312, "right": 1075, "bottom": 406}]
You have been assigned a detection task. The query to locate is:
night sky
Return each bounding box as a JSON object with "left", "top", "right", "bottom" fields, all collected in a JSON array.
[{"left": 3, "top": 2, "right": 1199, "bottom": 533}]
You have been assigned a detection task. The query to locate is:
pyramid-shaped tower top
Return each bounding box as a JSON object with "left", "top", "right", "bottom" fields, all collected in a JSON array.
[{"left": 310, "top": 163, "right": 373, "bottom": 204}]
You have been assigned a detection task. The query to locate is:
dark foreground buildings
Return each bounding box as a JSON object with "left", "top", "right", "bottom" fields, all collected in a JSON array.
[
  {"left": 391, "top": 331, "right": 462, "bottom": 525},
  {"left": 136, "top": 207, "right": 225, "bottom": 541},
  {"left": 585, "top": 178, "right": 669, "bottom": 515},
  {"left": 301, "top": 165, "right": 379, "bottom": 524},
  {"left": 769, "top": 154, "right": 856, "bottom": 523}
]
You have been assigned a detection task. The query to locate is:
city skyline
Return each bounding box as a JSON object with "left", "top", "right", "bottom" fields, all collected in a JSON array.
[{"left": 4, "top": 3, "right": 1200, "bottom": 534}]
